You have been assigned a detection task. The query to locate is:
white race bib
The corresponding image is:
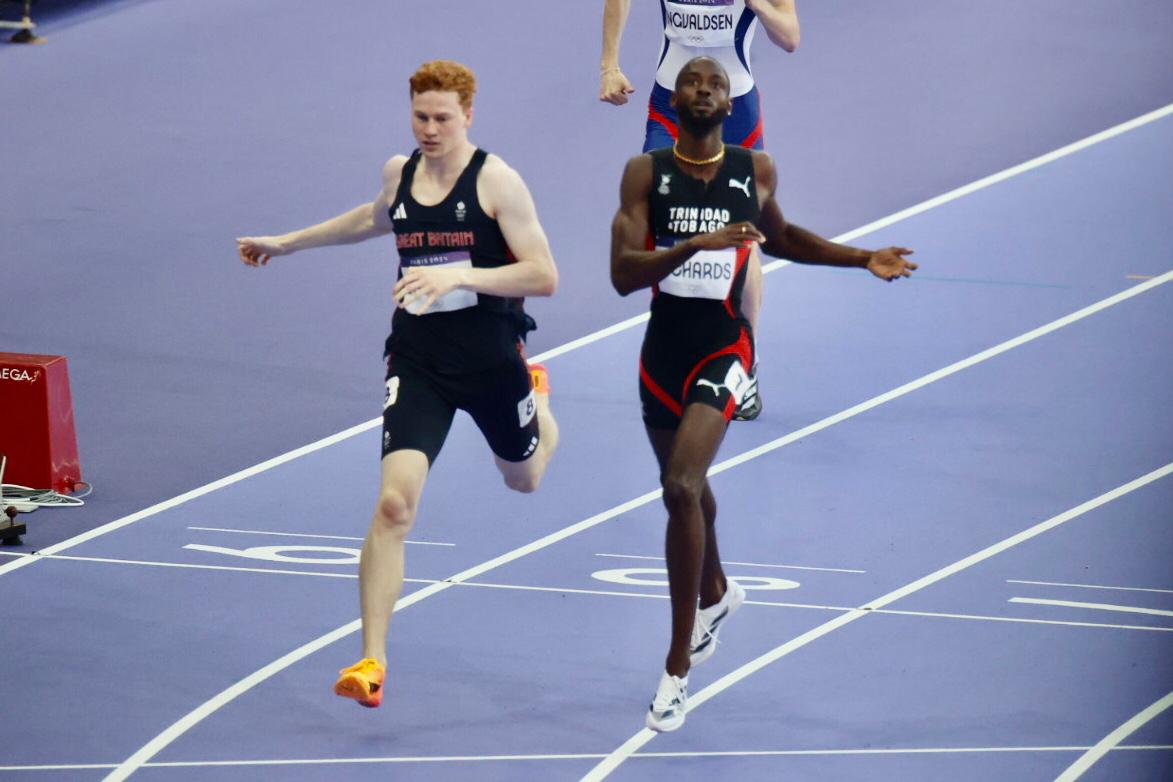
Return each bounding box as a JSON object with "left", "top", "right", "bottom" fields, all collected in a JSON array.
[
  {"left": 656, "top": 0, "right": 757, "bottom": 95},
  {"left": 663, "top": 0, "right": 739, "bottom": 48},
  {"left": 400, "top": 251, "right": 477, "bottom": 314},
  {"left": 659, "top": 248, "right": 737, "bottom": 300}
]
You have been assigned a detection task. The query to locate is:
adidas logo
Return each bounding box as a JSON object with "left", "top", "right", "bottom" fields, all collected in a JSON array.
[{"left": 392, "top": 203, "right": 407, "bottom": 220}]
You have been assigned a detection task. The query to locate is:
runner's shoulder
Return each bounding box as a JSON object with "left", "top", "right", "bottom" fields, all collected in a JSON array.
[
  {"left": 479, "top": 153, "right": 527, "bottom": 191},
  {"left": 381, "top": 154, "right": 411, "bottom": 189},
  {"left": 749, "top": 149, "right": 776, "bottom": 181},
  {"left": 623, "top": 152, "right": 655, "bottom": 180}
]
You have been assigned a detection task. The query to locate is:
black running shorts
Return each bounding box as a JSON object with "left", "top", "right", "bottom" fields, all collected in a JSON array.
[
  {"left": 639, "top": 326, "right": 755, "bottom": 431},
  {"left": 381, "top": 350, "right": 540, "bottom": 465}
]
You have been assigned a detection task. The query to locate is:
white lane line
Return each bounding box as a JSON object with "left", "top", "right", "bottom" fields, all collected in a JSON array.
[
  {"left": 862, "top": 607, "right": 1173, "bottom": 635},
  {"left": 1055, "top": 692, "right": 1173, "bottom": 781},
  {"left": 7, "top": 745, "right": 1170, "bottom": 771},
  {"left": 1010, "top": 597, "right": 1173, "bottom": 618},
  {"left": 761, "top": 102, "right": 1173, "bottom": 269},
  {"left": 102, "top": 489, "right": 663, "bottom": 781},
  {"left": 104, "top": 270, "right": 1172, "bottom": 780},
  {"left": 10, "top": 104, "right": 1169, "bottom": 585},
  {"left": 532, "top": 311, "right": 654, "bottom": 362},
  {"left": 582, "top": 463, "right": 1173, "bottom": 780},
  {"left": 0, "top": 417, "right": 375, "bottom": 578},
  {"left": 0, "top": 550, "right": 423, "bottom": 583},
  {"left": 594, "top": 553, "right": 866, "bottom": 574},
  {"left": 187, "top": 526, "right": 454, "bottom": 546},
  {"left": 461, "top": 580, "right": 669, "bottom": 602},
  {"left": 3, "top": 549, "right": 1166, "bottom": 635},
  {"left": 707, "top": 271, "right": 1172, "bottom": 481},
  {"left": 748, "top": 596, "right": 1173, "bottom": 634},
  {"left": 457, "top": 584, "right": 1173, "bottom": 634},
  {"left": 1008, "top": 579, "right": 1173, "bottom": 595}
]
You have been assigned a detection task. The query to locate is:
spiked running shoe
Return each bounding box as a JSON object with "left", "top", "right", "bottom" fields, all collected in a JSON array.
[
  {"left": 529, "top": 363, "right": 550, "bottom": 395},
  {"left": 690, "top": 578, "right": 746, "bottom": 666},
  {"left": 646, "top": 671, "right": 688, "bottom": 732},
  {"left": 334, "top": 658, "right": 385, "bottom": 708}
]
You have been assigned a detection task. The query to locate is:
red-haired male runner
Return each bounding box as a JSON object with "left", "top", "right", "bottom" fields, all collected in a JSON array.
[
  {"left": 601, "top": 0, "right": 802, "bottom": 421},
  {"left": 237, "top": 60, "right": 560, "bottom": 708},
  {"left": 610, "top": 56, "right": 916, "bottom": 732}
]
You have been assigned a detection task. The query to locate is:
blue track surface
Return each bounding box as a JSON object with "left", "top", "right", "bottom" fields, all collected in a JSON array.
[
  {"left": 1, "top": 2, "right": 1171, "bottom": 780},
  {"left": 3, "top": 0, "right": 1172, "bottom": 546}
]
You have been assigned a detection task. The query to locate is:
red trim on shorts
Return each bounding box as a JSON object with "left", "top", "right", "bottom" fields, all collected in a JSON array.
[
  {"left": 647, "top": 106, "right": 679, "bottom": 140},
  {"left": 738, "top": 88, "right": 764, "bottom": 148},
  {"left": 640, "top": 357, "right": 683, "bottom": 417},
  {"left": 723, "top": 393, "right": 737, "bottom": 419},
  {"left": 679, "top": 328, "right": 754, "bottom": 422},
  {"left": 739, "top": 114, "right": 763, "bottom": 149}
]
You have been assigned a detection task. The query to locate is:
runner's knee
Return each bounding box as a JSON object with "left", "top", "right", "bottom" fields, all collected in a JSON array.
[
  {"left": 504, "top": 469, "right": 541, "bottom": 494},
  {"left": 661, "top": 472, "right": 703, "bottom": 515},
  {"left": 374, "top": 488, "right": 416, "bottom": 535}
]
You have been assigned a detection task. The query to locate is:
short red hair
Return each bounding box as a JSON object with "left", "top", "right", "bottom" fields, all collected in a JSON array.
[{"left": 409, "top": 60, "right": 477, "bottom": 110}]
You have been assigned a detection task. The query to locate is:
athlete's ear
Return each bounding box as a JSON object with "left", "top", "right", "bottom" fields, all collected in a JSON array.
[
  {"left": 669, "top": 90, "right": 678, "bottom": 110},
  {"left": 464, "top": 106, "right": 474, "bottom": 128}
]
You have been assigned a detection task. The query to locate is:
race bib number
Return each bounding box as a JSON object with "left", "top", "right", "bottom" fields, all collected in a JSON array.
[
  {"left": 721, "top": 359, "right": 752, "bottom": 404},
  {"left": 517, "top": 389, "right": 536, "bottom": 428},
  {"left": 400, "top": 252, "right": 477, "bottom": 314},
  {"left": 659, "top": 248, "right": 737, "bottom": 300}
]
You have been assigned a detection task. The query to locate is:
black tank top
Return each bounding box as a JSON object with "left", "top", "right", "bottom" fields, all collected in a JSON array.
[
  {"left": 386, "top": 149, "right": 529, "bottom": 373},
  {"left": 646, "top": 145, "right": 760, "bottom": 348}
]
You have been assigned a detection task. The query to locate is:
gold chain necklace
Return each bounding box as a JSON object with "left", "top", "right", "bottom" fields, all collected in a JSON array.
[{"left": 672, "top": 143, "right": 725, "bottom": 166}]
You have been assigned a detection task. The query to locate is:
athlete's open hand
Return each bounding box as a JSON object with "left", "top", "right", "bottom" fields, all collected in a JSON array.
[
  {"left": 865, "top": 247, "right": 917, "bottom": 282},
  {"left": 394, "top": 266, "right": 466, "bottom": 315},
  {"left": 236, "top": 237, "right": 290, "bottom": 267},
  {"left": 600, "top": 68, "right": 636, "bottom": 105},
  {"left": 688, "top": 221, "right": 765, "bottom": 251}
]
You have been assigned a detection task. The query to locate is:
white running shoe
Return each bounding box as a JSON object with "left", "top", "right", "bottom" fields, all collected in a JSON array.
[
  {"left": 689, "top": 579, "right": 746, "bottom": 666},
  {"left": 646, "top": 671, "right": 688, "bottom": 732},
  {"left": 732, "top": 367, "right": 761, "bottom": 421}
]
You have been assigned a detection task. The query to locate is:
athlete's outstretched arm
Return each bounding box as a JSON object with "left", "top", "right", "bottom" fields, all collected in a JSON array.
[
  {"left": 752, "top": 152, "right": 917, "bottom": 281},
  {"left": 237, "top": 157, "right": 404, "bottom": 267},
  {"left": 600, "top": 0, "right": 636, "bottom": 105},
  {"left": 610, "top": 155, "right": 765, "bottom": 295},
  {"left": 392, "top": 158, "right": 557, "bottom": 314},
  {"left": 746, "top": 0, "right": 800, "bottom": 53}
]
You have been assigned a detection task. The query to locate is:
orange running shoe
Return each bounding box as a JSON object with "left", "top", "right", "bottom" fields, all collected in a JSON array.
[
  {"left": 529, "top": 363, "right": 550, "bottom": 395},
  {"left": 334, "top": 658, "right": 385, "bottom": 708}
]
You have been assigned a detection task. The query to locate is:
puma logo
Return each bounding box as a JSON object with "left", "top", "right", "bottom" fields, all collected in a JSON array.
[
  {"left": 728, "top": 176, "right": 752, "bottom": 198},
  {"left": 696, "top": 379, "right": 724, "bottom": 397}
]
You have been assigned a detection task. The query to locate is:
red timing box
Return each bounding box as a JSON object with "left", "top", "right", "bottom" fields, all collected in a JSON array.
[{"left": 0, "top": 353, "right": 82, "bottom": 493}]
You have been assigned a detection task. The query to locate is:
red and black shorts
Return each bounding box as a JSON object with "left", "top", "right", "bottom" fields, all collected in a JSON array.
[
  {"left": 644, "top": 83, "right": 764, "bottom": 152},
  {"left": 638, "top": 326, "right": 755, "bottom": 431}
]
